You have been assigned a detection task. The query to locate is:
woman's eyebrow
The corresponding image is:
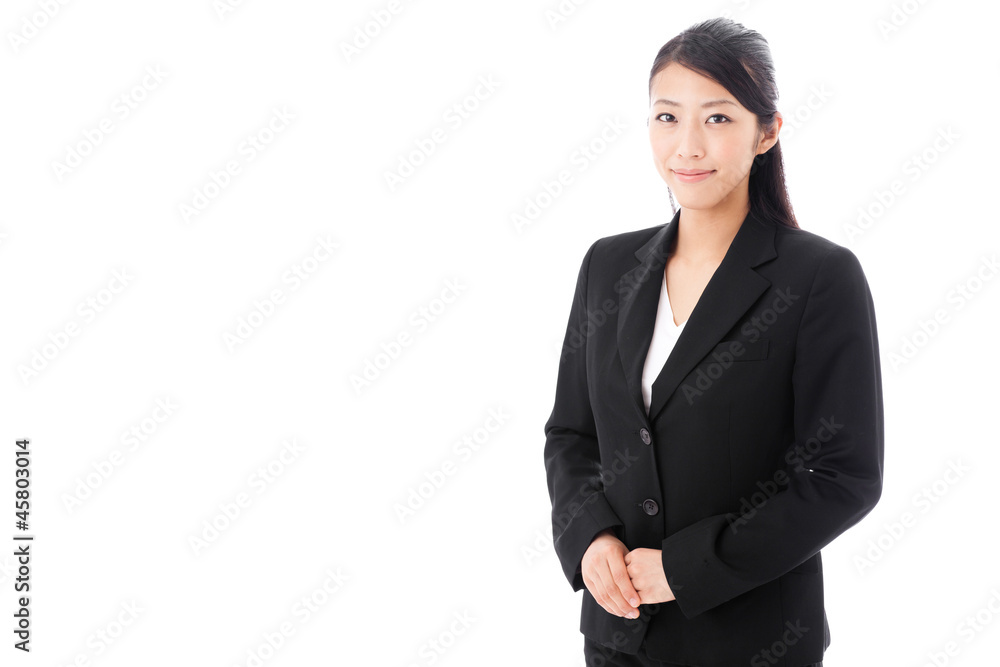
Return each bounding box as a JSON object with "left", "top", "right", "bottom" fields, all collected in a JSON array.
[{"left": 653, "top": 98, "right": 738, "bottom": 108}]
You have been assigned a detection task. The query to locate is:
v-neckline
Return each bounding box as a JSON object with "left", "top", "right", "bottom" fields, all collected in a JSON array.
[{"left": 663, "top": 271, "right": 687, "bottom": 329}]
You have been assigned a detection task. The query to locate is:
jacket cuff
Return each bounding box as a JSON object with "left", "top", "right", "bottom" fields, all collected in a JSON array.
[
  {"left": 553, "top": 492, "right": 624, "bottom": 592},
  {"left": 659, "top": 515, "right": 738, "bottom": 618}
]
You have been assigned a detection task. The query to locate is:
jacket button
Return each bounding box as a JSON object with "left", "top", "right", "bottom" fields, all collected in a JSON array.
[
  {"left": 642, "top": 499, "right": 659, "bottom": 515},
  {"left": 639, "top": 428, "right": 651, "bottom": 445}
]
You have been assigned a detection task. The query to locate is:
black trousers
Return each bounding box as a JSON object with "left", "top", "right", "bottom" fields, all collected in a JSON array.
[{"left": 584, "top": 635, "right": 822, "bottom": 666}]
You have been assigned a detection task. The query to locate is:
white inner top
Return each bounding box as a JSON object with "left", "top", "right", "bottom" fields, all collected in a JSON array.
[{"left": 641, "top": 270, "right": 687, "bottom": 416}]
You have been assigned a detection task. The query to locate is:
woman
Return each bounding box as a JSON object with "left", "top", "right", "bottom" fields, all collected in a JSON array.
[{"left": 543, "top": 17, "right": 883, "bottom": 667}]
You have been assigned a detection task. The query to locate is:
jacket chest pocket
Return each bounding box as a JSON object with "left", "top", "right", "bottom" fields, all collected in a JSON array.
[{"left": 706, "top": 338, "right": 769, "bottom": 363}]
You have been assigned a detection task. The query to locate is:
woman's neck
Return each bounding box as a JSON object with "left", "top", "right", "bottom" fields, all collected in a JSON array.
[{"left": 673, "top": 200, "right": 750, "bottom": 264}]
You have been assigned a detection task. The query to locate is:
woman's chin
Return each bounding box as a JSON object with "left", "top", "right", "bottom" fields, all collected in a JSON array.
[{"left": 669, "top": 193, "right": 714, "bottom": 211}]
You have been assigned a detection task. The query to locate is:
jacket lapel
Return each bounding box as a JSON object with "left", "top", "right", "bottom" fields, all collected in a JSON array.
[{"left": 616, "top": 207, "right": 778, "bottom": 422}]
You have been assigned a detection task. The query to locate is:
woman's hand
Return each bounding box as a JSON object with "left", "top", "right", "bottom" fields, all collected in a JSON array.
[
  {"left": 624, "top": 548, "right": 676, "bottom": 605},
  {"left": 581, "top": 529, "right": 642, "bottom": 619}
]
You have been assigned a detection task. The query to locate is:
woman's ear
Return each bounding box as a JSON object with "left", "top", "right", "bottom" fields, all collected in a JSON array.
[{"left": 757, "top": 112, "right": 783, "bottom": 154}]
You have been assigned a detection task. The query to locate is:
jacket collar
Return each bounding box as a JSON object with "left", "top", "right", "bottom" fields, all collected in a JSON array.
[{"left": 616, "top": 206, "right": 778, "bottom": 421}]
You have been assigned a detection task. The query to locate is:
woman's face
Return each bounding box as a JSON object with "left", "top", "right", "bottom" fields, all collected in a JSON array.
[{"left": 648, "top": 62, "right": 780, "bottom": 212}]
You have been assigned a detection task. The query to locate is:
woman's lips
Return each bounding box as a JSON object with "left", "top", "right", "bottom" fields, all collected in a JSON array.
[{"left": 673, "top": 170, "right": 714, "bottom": 183}]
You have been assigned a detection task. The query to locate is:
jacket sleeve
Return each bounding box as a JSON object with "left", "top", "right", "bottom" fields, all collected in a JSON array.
[
  {"left": 660, "top": 244, "right": 885, "bottom": 618},
  {"left": 543, "top": 239, "right": 625, "bottom": 592}
]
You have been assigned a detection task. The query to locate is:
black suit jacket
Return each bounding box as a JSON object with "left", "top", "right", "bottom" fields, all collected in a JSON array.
[{"left": 543, "top": 206, "right": 883, "bottom": 665}]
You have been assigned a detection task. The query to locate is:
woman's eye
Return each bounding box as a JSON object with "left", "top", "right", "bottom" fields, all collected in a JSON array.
[{"left": 655, "top": 113, "right": 730, "bottom": 123}]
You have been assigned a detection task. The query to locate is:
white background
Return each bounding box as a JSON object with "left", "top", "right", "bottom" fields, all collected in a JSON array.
[{"left": 2, "top": 0, "right": 998, "bottom": 665}]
